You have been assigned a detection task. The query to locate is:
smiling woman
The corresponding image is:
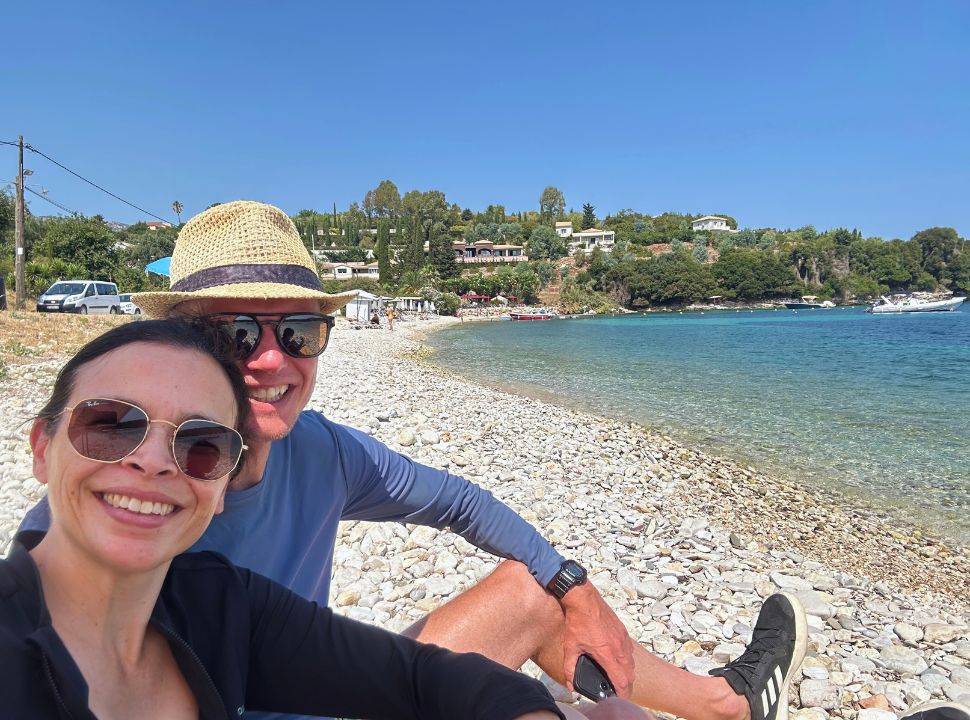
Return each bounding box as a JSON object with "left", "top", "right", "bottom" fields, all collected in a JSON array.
[{"left": 0, "top": 320, "right": 567, "bottom": 720}]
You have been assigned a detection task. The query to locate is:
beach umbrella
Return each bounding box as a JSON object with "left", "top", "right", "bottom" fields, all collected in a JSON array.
[{"left": 145, "top": 256, "right": 172, "bottom": 277}]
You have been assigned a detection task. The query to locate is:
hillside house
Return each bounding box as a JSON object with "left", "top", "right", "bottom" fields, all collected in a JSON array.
[
  {"left": 569, "top": 228, "right": 616, "bottom": 254},
  {"left": 691, "top": 216, "right": 736, "bottom": 232},
  {"left": 555, "top": 221, "right": 574, "bottom": 238},
  {"left": 319, "top": 262, "right": 380, "bottom": 281},
  {"left": 449, "top": 240, "right": 528, "bottom": 264}
]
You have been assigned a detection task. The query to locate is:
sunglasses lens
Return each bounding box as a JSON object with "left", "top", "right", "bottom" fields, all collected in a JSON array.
[
  {"left": 277, "top": 316, "right": 328, "bottom": 358},
  {"left": 67, "top": 399, "right": 148, "bottom": 462},
  {"left": 228, "top": 318, "right": 261, "bottom": 357},
  {"left": 173, "top": 420, "right": 242, "bottom": 481}
]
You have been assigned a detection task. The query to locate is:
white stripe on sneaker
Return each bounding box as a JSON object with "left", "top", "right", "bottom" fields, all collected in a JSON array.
[
  {"left": 774, "top": 664, "right": 784, "bottom": 690},
  {"left": 767, "top": 673, "right": 777, "bottom": 706},
  {"left": 762, "top": 690, "right": 770, "bottom": 718}
]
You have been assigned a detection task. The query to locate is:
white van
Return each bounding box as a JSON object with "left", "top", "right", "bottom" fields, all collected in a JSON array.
[{"left": 36, "top": 280, "right": 121, "bottom": 314}]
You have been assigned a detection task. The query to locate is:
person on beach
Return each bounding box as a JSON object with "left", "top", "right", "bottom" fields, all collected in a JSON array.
[
  {"left": 385, "top": 305, "right": 395, "bottom": 331},
  {"left": 22, "top": 201, "right": 808, "bottom": 720},
  {"left": 3, "top": 318, "right": 593, "bottom": 719}
]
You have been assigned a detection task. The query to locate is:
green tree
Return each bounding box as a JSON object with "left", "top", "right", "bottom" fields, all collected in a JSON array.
[
  {"left": 171, "top": 200, "right": 183, "bottom": 224},
  {"left": 33, "top": 216, "right": 118, "bottom": 280},
  {"left": 527, "top": 225, "right": 567, "bottom": 260},
  {"left": 713, "top": 248, "right": 798, "bottom": 300},
  {"left": 363, "top": 179, "right": 402, "bottom": 219},
  {"left": 376, "top": 220, "right": 392, "bottom": 283},
  {"left": 581, "top": 203, "right": 596, "bottom": 230},
  {"left": 428, "top": 221, "right": 459, "bottom": 279},
  {"left": 400, "top": 216, "right": 425, "bottom": 273},
  {"left": 913, "top": 227, "right": 961, "bottom": 284},
  {"left": 120, "top": 223, "right": 178, "bottom": 269},
  {"left": 539, "top": 186, "right": 566, "bottom": 222}
]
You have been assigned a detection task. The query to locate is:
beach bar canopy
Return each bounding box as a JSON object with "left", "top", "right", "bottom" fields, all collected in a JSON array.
[
  {"left": 145, "top": 256, "right": 172, "bottom": 277},
  {"left": 344, "top": 290, "right": 379, "bottom": 322},
  {"left": 460, "top": 293, "right": 490, "bottom": 300}
]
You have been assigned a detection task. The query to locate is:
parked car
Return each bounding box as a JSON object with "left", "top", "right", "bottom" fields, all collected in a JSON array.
[
  {"left": 119, "top": 294, "right": 142, "bottom": 315},
  {"left": 36, "top": 280, "right": 121, "bottom": 314}
]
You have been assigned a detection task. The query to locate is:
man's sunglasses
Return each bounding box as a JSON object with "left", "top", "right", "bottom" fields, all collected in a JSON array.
[
  {"left": 59, "top": 398, "right": 247, "bottom": 482},
  {"left": 202, "top": 313, "right": 335, "bottom": 359}
]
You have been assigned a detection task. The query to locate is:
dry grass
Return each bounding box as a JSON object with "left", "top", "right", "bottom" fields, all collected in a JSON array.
[{"left": 0, "top": 310, "right": 131, "bottom": 367}]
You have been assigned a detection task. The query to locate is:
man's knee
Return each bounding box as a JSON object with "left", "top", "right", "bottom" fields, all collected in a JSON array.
[{"left": 487, "top": 560, "right": 558, "bottom": 614}]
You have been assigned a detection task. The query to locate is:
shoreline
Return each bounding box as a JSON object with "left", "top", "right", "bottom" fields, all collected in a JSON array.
[{"left": 403, "top": 317, "right": 969, "bottom": 604}]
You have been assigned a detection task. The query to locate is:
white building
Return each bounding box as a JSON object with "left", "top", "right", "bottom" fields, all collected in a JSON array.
[
  {"left": 569, "top": 228, "right": 616, "bottom": 254},
  {"left": 319, "top": 262, "right": 380, "bottom": 281},
  {"left": 691, "top": 216, "right": 736, "bottom": 232},
  {"left": 555, "top": 221, "right": 574, "bottom": 238}
]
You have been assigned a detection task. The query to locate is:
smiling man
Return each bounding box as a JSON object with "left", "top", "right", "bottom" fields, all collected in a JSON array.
[{"left": 21, "top": 201, "right": 806, "bottom": 720}]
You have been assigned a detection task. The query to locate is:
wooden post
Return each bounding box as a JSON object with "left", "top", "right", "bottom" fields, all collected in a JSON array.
[{"left": 14, "top": 135, "right": 26, "bottom": 310}]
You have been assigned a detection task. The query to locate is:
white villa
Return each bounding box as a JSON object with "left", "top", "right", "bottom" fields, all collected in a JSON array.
[
  {"left": 450, "top": 240, "right": 528, "bottom": 264},
  {"left": 319, "top": 261, "right": 380, "bottom": 281},
  {"left": 555, "top": 221, "right": 574, "bottom": 238},
  {"left": 691, "top": 216, "right": 736, "bottom": 232},
  {"left": 569, "top": 228, "right": 616, "bottom": 254}
]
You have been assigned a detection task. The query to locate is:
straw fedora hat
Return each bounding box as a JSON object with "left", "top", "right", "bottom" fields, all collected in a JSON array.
[{"left": 132, "top": 200, "right": 357, "bottom": 317}]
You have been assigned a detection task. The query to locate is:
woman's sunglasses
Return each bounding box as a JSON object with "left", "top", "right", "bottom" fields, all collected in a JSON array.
[
  {"left": 202, "top": 313, "right": 335, "bottom": 359},
  {"left": 59, "top": 398, "right": 246, "bottom": 482}
]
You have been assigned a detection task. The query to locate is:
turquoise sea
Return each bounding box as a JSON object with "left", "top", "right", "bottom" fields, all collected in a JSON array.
[{"left": 428, "top": 307, "right": 970, "bottom": 544}]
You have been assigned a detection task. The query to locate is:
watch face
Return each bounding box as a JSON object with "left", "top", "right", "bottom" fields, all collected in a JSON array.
[{"left": 564, "top": 560, "right": 587, "bottom": 580}]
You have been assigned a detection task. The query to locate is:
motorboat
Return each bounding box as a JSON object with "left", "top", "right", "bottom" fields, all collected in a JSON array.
[
  {"left": 510, "top": 308, "right": 556, "bottom": 321},
  {"left": 867, "top": 295, "right": 966, "bottom": 313},
  {"left": 783, "top": 296, "right": 835, "bottom": 310}
]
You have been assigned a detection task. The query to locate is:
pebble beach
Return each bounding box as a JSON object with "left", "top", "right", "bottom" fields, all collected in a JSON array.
[{"left": 1, "top": 315, "right": 968, "bottom": 718}]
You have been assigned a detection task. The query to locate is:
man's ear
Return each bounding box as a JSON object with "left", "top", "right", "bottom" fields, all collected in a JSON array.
[{"left": 29, "top": 419, "right": 52, "bottom": 486}]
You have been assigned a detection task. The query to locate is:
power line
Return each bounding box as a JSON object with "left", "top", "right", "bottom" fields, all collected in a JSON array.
[
  {"left": 25, "top": 185, "right": 78, "bottom": 216},
  {"left": 23, "top": 143, "right": 170, "bottom": 223},
  {"left": 1, "top": 140, "right": 20, "bottom": 146}
]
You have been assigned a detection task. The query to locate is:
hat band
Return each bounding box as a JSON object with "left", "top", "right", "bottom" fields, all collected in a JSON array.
[{"left": 171, "top": 263, "right": 322, "bottom": 293}]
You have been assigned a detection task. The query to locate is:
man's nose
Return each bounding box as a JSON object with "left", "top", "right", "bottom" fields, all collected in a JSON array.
[{"left": 245, "top": 326, "right": 286, "bottom": 372}]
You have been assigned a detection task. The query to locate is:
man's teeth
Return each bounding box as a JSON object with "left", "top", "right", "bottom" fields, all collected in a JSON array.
[
  {"left": 102, "top": 493, "right": 176, "bottom": 516},
  {"left": 249, "top": 385, "right": 288, "bottom": 402}
]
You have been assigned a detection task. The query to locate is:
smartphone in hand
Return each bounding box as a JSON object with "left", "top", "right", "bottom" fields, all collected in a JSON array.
[{"left": 573, "top": 654, "right": 617, "bottom": 702}]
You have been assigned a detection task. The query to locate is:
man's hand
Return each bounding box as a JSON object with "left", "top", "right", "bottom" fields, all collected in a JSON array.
[{"left": 559, "top": 582, "right": 635, "bottom": 697}]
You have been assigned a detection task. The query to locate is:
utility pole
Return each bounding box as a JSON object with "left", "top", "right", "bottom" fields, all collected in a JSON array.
[{"left": 14, "top": 136, "right": 26, "bottom": 310}]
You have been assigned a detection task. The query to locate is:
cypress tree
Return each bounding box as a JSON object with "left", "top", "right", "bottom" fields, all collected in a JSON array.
[{"left": 377, "top": 220, "right": 391, "bottom": 282}]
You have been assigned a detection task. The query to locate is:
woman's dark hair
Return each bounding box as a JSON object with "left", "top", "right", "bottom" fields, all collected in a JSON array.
[{"left": 37, "top": 319, "right": 250, "bottom": 441}]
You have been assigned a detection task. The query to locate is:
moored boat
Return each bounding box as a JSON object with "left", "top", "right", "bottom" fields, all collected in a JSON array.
[
  {"left": 867, "top": 295, "right": 966, "bottom": 313},
  {"left": 510, "top": 308, "right": 556, "bottom": 321},
  {"left": 783, "top": 295, "right": 835, "bottom": 309}
]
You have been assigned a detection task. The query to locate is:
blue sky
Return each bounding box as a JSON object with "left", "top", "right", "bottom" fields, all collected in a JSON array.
[{"left": 4, "top": 1, "right": 969, "bottom": 239}]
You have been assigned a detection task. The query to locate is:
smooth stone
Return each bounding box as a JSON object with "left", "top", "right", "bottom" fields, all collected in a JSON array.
[
  {"left": 858, "top": 709, "right": 897, "bottom": 720},
  {"left": 791, "top": 709, "right": 828, "bottom": 720},
  {"left": 879, "top": 646, "right": 929, "bottom": 675},
  {"left": 770, "top": 572, "right": 814, "bottom": 592},
  {"left": 919, "top": 672, "right": 950, "bottom": 693},
  {"left": 800, "top": 678, "right": 840, "bottom": 709},
  {"left": 894, "top": 623, "right": 924, "bottom": 643},
  {"left": 923, "top": 624, "right": 968, "bottom": 644},
  {"left": 396, "top": 429, "right": 416, "bottom": 446}
]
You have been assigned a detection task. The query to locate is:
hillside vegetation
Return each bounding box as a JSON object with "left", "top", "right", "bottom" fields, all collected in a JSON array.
[{"left": 2, "top": 183, "right": 966, "bottom": 314}]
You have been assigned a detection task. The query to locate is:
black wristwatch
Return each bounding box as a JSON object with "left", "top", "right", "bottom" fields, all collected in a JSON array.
[{"left": 547, "top": 559, "right": 588, "bottom": 599}]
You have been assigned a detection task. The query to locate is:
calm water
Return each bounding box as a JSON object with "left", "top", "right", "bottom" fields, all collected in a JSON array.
[{"left": 429, "top": 307, "right": 970, "bottom": 543}]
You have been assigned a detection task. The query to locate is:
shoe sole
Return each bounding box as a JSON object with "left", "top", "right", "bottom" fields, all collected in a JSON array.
[
  {"left": 903, "top": 701, "right": 970, "bottom": 719},
  {"left": 775, "top": 592, "right": 808, "bottom": 720}
]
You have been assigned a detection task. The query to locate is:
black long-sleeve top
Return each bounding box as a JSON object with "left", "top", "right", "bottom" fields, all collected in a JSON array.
[{"left": 0, "top": 541, "right": 564, "bottom": 720}]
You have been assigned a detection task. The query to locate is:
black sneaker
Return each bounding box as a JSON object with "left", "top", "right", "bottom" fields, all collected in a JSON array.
[
  {"left": 901, "top": 702, "right": 970, "bottom": 720},
  {"left": 708, "top": 593, "right": 807, "bottom": 720}
]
